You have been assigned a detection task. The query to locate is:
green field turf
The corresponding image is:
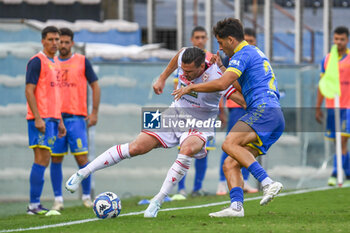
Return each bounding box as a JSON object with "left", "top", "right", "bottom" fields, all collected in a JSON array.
[{"left": 0, "top": 187, "right": 349, "bottom": 233}]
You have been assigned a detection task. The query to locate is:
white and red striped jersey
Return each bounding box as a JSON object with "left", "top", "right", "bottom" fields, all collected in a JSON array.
[{"left": 174, "top": 50, "right": 236, "bottom": 120}]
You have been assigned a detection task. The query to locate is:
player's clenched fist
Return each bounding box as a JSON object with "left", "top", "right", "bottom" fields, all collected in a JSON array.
[{"left": 153, "top": 78, "right": 166, "bottom": 95}]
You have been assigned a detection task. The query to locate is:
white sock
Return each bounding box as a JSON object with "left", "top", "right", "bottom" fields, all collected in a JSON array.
[
  {"left": 79, "top": 143, "right": 131, "bottom": 177},
  {"left": 261, "top": 177, "right": 273, "bottom": 187},
  {"left": 154, "top": 154, "right": 192, "bottom": 203},
  {"left": 29, "top": 202, "right": 40, "bottom": 209},
  {"left": 82, "top": 194, "right": 91, "bottom": 201},
  {"left": 230, "top": 201, "right": 243, "bottom": 211},
  {"left": 54, "top": 196, "right": 63, "bottom": 203}
]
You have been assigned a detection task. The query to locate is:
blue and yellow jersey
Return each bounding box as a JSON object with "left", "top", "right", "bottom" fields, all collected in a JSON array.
[{"left": 226, "top": 41, "right": 280, "bottom": 108}]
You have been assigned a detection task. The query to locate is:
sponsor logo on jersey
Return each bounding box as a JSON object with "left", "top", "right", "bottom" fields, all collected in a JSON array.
[
  {"left": 230, "top": 59, "right": 240, "bottom": 66},
  {"left": 180, "top": 83, "right": 198, "bottom": 98}
]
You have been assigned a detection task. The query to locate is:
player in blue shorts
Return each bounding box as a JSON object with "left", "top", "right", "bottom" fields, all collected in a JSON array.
[
  {"left": 25, "top": 26, "right": 66, "bottom": 215},
  {"left": 216, "top": 28, "right": 259, "bottom": 195},
  {"left": 173, "top": 18, "right": 285, "bottom": 217}
]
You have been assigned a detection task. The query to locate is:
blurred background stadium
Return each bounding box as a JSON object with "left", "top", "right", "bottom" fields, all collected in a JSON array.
[{"left": 0, "top": 0, "right": 349, "bottom": 202}]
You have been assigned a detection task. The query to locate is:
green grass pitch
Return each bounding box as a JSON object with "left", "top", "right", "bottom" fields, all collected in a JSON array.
[{"left": 0, "top": 187, "right": 349, "bottom": 233}]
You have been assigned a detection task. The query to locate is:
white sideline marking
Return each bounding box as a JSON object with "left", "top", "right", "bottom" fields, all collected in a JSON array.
[{"left": 0, "top": 186, "right": 333, "bottom": 232}]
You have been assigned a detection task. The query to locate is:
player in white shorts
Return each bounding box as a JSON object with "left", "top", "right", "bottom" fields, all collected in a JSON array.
[{"left": 65, "top": 47, "right": 246, "bottom": 218}]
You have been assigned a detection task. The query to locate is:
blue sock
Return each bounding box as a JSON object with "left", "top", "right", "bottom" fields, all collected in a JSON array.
[
  {"left": 193, "top": 156, "right": 207, "bottom": 192},
  {"left": 342, "top": 153, "right": 350, "bottom": 178},
  {"left": 229, "top": 187, "right": 244, "bottom": 204},
  {"left": 79, "top": 163, "right": 91, "bottom": 195},
  {"left": 50, "top": 162, "right": 62, "bottom": 197},
  {"left": 331, "top": 154, "right": 349, "bottom": 177},
  {"left": 247, "top": 161, "right": 268, "bottom": 183},
  {"left": 178, "top": 174, "right": 186, "bottom": 191},
  {"left": 30, "top": 163, "right": 46, "bottom": 203},
  {"left": 331, "top": 154, "right": 337, "bottom": 177},
  {"left": 241, "top": 167, "right": 250, "bottom": 181},
  {"left": 219, "top": 152, "right": 229, "bottom": 182}
]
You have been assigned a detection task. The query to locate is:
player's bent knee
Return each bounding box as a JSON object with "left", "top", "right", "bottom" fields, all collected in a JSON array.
[
  {"left": 128, "top": 143, "right": 146, "bottom": 156},
  {"left": 179, "top": 145, "right": 196, "bottom": 156},
  {"left": 221, "top": 140, "right": 233, "bottom": 155},
  {"left": 222, "top": 158, "right": 239, "bottom": 173},
  {"left": 222, "top": 137, "right": 242, "bottom": 155}
]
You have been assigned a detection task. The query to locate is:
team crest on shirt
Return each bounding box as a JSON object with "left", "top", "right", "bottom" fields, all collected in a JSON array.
[{"left": 202, "top": 73, "right": 209, "bottom": 82}]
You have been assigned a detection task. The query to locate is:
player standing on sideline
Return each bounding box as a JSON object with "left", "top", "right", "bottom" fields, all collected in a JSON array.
[
  {"left": 315, "top": 26, "right": 350, "bottom": 187},
  {"left": 173, "top": 18, "right": 285, "bottom": 217},
  {"left": 25, "top": 26, "right": 66, "bottom": 215},
  {"left": 65, "top": 47, "right": 246, "bottom": 218},
  {"left": 50, "top": 28, "right": 100, "bottom": 211},
  {"left": 173, "top": 26, "right": 216, "bottom": 198},
  {"left": 216, "top": 28, "right": 258, "bottom": 195}
]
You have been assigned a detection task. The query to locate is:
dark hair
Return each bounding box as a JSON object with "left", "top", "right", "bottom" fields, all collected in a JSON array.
[
  {"left": 213, "top": 18, "right": 244, "bottom": 41},
  {"left": 334, "top": 26, "right": 349, "bottom": 38},
  {"left": 191, "top": 26, "right": 207, "bottom": 37},
  {"left": 60, "top": 27, "right": 74, "bottom": 40},
  {"left": 182, "top": 47, "right": 205, "bottom": 67},
  {"left": 244, "top": 27, "right": 256, "bottom": 38},
  {"left": 41, "top": 26, "right": 60, "bottom": 39}
]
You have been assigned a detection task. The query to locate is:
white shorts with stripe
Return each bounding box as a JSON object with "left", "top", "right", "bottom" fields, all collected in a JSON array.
[{"left": 142, "top": 128, "right": 214, "bottom": 159}]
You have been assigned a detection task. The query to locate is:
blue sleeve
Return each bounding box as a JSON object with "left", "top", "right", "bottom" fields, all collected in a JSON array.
[
  {"left": 320, "top": 57, "right": 326, "bottom": 73},
  {"left": 85, "top": 58, "right": 98, "bottom": 84},
  {"left": 25, "top": 57, "right": 41, "bottom": 85}
]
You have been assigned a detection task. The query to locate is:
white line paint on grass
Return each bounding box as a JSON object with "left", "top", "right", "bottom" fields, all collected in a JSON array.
[{"left": 0, "top": 186, "right": 334, "bottom": 232}]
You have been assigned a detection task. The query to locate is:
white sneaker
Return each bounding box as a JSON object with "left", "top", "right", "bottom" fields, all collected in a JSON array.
[
  {"left": 65, "top": 172, "right": 84, "bottom": 193},
  {"left": 260, "top": 182, "right": 283, "bottom": 206},
  {"left": 171, "top": 194, "right": 187, "bottom": 201},
  {"left": 144, "top": 199, "right": 161, "bottom": 218},
  {"left": 52, "top": 201, "right": 64, "bottom": 211},
  {"left": 209, "top": 207, "right": 244, "bottom": 217},
  {"left": 82, "top": 198, "right": 93, "bottom": 208},
  {"left": 216, "top": 181, "right": 227, "bottom": 196}
]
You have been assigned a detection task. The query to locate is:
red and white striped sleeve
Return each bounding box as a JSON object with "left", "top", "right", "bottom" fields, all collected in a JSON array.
[{"left": 223, "top": 85, "right": 236, "bottom": 100}]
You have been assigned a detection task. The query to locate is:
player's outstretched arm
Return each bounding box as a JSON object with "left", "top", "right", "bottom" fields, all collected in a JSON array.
[
  {"left": 228, "top": 91, "right": 246, "bottom": 109},
  {"left": 153, "top": 48, "right": 185, "bottom": 95},
  {"left": 172, "top": 71, "right": 239, "bottom": 100}
]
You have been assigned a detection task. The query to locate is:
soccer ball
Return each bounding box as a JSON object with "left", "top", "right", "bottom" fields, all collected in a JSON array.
[{"left": 93, "top": 191, "right": 122, "bottom": 219}]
